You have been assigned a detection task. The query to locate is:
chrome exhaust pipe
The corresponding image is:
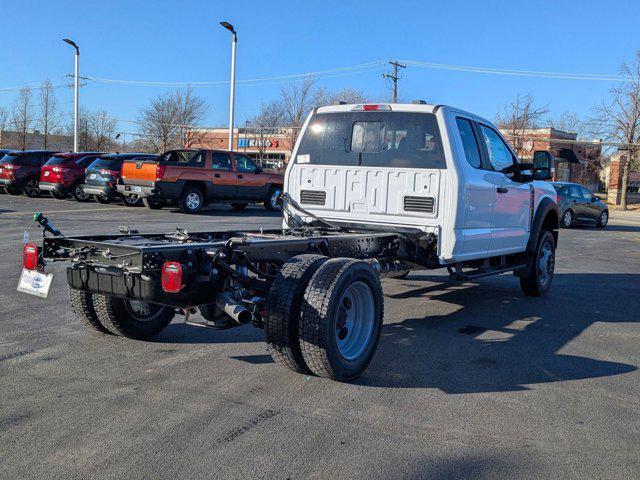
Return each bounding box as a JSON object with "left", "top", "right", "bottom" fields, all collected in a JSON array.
[{"left": 216, "top": 292, "right": 252, "bottom": 324}]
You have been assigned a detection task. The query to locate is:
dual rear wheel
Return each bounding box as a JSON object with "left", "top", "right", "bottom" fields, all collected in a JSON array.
[{"left": 264, "top": 255, "right": 384, "bottom": 382}]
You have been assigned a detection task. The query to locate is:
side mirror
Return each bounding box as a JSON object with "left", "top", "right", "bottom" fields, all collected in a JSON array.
[
  {"left": 532, "top": 151, "right": 553, "bottom": 181},
  {"left": 592, "top": 196, "right": 598, "bottom": 203}
]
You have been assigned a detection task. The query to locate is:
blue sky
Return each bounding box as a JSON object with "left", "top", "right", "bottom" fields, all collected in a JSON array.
[{"left": 1, "top": 0, "right": 638, "bottom": 135}]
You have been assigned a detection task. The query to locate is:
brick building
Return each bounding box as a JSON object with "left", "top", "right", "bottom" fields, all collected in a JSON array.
[
  {"left": 187, "top": 128, "right": 294, "bottom": 168},
  {"left": 0, "top": 130, "right": 73, "bottom": 151},
  {"left": 500, "top": 127, "right": 602, "bottom": 190}
]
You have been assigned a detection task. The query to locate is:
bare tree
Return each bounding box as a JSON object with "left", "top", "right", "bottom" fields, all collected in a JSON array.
[
  {"left": 11, "top": 85, "right": 33, "bottom": 150},
  {"left": 548, "top": 111, "right": 584, "bottom": 136},
  {"left": 495, "top": 93, "right": 549, "bottom": 156},
  {"left": 137, "top": 88, "right": 208, "bottom": 152},
  {"left": 174, "top": 88, "right": 208, "bottom": 148},
  {"left": 38, "top": 79, "right": 61, "bottom": 149},
  {"left": 280, "top": 78, "right": 316, "bottom": 150},
  {"left": 589, "top": 51, "right": 640, "bottom": 210},
  {"left": 313, "top": 87, "right": 369, "bottom": 106},
  {"left": 0, "top": 106, "right": 8, "bottom": 147},
  {"left": 88, "top": 110, "right": 118, "bottom": 151},
  {"left": 246, "top": 101, "right": 285, "bottom": 161}
]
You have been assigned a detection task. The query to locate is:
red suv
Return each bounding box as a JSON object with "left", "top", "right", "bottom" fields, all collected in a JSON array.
[
  {"left": 39, "top": 152, "right": 102, "bottom": 201},
  {"left": 0, "top": 150, "right": 59, "bottom": 197}
]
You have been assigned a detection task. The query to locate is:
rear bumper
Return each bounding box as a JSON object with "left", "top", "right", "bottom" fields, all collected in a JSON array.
[
  {"left": 0, "top": 178, "right": 19, "bottom": 189},
  {"left": 39, "top": 181, "right": 66, "bottom": 193},
  {"left": 66, "top": 265, "right": 220, "bottom": 307},
  {"left": 82, "top": 184, "right": 116, "bottom": 197},
  {"left": 117, "top": 184, "right": 158, "bottom": 199}
]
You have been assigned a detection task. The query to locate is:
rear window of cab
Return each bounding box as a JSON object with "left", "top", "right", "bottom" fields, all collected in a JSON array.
[{"left": 297, "top": 112, "right": 445, "bottom": 169}]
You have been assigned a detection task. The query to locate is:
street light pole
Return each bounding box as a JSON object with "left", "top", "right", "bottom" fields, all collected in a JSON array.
[
  {"left": 220, "top": 21, "right": 237, "bottom": 152},
  {"left": 63, "top": 38, "right": 79, "bottom": 152}
]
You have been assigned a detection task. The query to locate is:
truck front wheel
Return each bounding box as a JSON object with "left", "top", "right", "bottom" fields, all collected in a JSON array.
[
  {"left": 520, "top": 230, "right": 556, "bottom": 297},
  {"left": 264, "top": 254, "right": 328, "bottom": 373},
  {"left": 299, "top": 258, "right": 384, "bottom": 382},
  {"left": 94, "top": 295, "right": 175, "bottom": 339}
]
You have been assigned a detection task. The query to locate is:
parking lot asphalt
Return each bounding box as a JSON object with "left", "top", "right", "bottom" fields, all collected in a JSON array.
[{"left": 1, "top": 194, "right": 639, "bottom": 480}]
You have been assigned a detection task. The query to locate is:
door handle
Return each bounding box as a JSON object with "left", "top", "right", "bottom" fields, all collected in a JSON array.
[
  {"left": 214, "top": 173, "right": 221, "bottom": 178},
  {"left": 237, "top": 174, "right": 243, "bottom": 179},
  {"left": 497, "top": 187, "right": 509, "bottom": 194}
]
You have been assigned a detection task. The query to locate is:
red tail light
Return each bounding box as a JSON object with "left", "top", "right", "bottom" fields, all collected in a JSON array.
[
  {"left": 23, "top": 243, "right": 39, "bottom": 270},
  {"left": 161, "top": 261, "right": 183, "bottom": 293},
  {"left": 155, "top": 164, "right": 166, "bottom": 182},
  {"left": 4, "top": 164, "right": 15, "bottom": 170},
  {"left": 352, "top": 104, "right": 392, "bottom": 111},
  {"left": 99, "top": 169, "right": 118, "bottom": 176}
]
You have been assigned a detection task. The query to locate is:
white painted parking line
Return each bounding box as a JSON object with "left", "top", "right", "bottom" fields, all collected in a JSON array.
[{"left": 1, "top": 207, "right": 127, "bottom": 216}]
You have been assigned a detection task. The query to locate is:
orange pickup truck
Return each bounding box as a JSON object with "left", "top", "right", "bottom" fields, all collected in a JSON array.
[{"left": 117, "top": 149, "right": 283, "bottom": 214}]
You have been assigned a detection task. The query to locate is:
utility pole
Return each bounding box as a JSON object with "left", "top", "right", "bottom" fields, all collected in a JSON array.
[
  {"left": 220, "top": 21, "right": 237, "bottom": 151},
  {"left": 63, "top": 39, "right": 80, "bottom": 152},
  {"left": 382, "top": 60, "right": 406, "bottom": 103}
]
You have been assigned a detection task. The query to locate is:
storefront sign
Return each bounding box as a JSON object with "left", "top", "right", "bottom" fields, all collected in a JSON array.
[{"left": 238, "top": 138, "right": 279, "bottom": 149}]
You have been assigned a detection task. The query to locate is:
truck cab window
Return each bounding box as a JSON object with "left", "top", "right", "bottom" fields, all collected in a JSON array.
[
  {"left": 235, "top": 154, "right": 258, "bottom": 173},
  {"left": 211, "top": 152, "right": 231, "bottom": 171},
  {"left": 479, "top": 125, "right": 517, "bottom": 177},
  {"left": 455, "top": 118, "right": 482, "bottom": 168}
]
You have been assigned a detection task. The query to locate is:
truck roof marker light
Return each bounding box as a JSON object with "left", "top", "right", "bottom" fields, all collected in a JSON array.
[
  {"left": 23, "top": 243, "right": 39, "bottom": 270},
  {"left": 161, "top": 261, "right": 183, "bottom": 293},
  {"left": 352, "top": 104, "right": 392, "bottom": 111}
]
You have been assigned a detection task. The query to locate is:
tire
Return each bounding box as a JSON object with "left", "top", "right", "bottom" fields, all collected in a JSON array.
[
  {"left": 597, "top": 210, "right": 608, "bottom": 228},
  {"left": 94, "top": 194, "right": 111, "bottom": 204},
  {"left": 230, "top": 202, "right": 248, "bottom": 211},
  {"left": 264, "top": 186, "right": 282, "bottom": 212},
  {"left": 142, "top": 197, "right": 164, "bottom": 210},
  {"left": 23, "top": 178, "right": 41, "bottom": 197},
  {"left": 520, "top": 230, "right": 556, "bottom": 297},
  {"left": 93, "top": 295, "right": 175, "bottom": 339},
  {"left": 561, "top": 209, "right": 573, "bottom": 228},
  {"left": 68, "top": 287, "right": 112, "bottom": 334},
  {"left": 299, "top": 258, "right": 384, "bottom": 381},
  {"left": 179, "top": 187, "right": 204, "bottom": 214},
  {"left": 72, "top": 184, "right": 91, "bottom": 202},
  {"left": 264, "top": 254, "right": 328, "bottom": 373},
  {"left": 122, "top": 195, "right": 141, "bottom": 207},
  {"left": 50, "top": 190, "right": 69, "bottom": 200}
]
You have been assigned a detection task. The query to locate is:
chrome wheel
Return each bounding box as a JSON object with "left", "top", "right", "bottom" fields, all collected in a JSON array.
[
  {"left": 23, "top": 178, "right": 40, "bottom": 197},
  {"left": 124, "top": 300, "right": 166, "bottom": 322},
  {"left": 599, "top": 211, "right": 608, "bottom": 227},
  {"left": 74, "top": 184, "right": 90, "bottom": 201},
  {"left": 537, "top": 240, "right": 555, "bottom": 288},
  {"left": 270, "top": 189, "right": 282, "bottom": 210},
  {"left": 562, "top": 210, "right": 573, "bottom": 228},
  {"left": 185, "top": 192, "right": 201, "bottom": 211},
  {"left": 335, "top": 281, "right": 375, "bottom": 361}
]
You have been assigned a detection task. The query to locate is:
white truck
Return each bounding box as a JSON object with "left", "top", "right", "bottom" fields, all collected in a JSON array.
[{"left": 20, "top": 102, "right": 559, "bottom": 382}]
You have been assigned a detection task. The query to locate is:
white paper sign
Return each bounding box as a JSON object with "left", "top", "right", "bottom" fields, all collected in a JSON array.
[
  {"left": 297, "top": 154, "right": 310, "bottom": 164},
  {"left": 17, "top": 269, "right": 53, "bottom": 298}
]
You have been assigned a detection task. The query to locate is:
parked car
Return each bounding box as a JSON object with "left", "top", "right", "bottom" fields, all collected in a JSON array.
[
  {"left": 117, "top": 149, "right": 284, "bottom": 214},
  {"left": 0, "top": 150, "right": 59, "bottom": 196},
  {"left": 0, "top": 149, "right": 11, "bottom": 193},
  {"left": 552, "top": 182, "right": 608, "bottom": 228},
  {"left": 81, "top": 153, "right": 158, "bottom": 205},
  {"left": 39, "top": 152, "right": 103, "bottom": 201}
]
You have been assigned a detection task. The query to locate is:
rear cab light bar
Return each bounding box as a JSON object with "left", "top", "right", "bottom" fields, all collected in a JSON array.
[{"left": 352, "top": 104, "right": 392, "bottom": 111}]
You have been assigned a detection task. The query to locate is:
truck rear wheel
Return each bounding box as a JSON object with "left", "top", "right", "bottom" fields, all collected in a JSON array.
[
  {"left": 94, "top": 295, "right": 175, "bottom": 339},
  {"left": 68, "top": 287, "right": 111, "bottom": 334},
  {"left": 264, "top": 254, "right": 328, "bottom": 373},
  {"left": 520, "top": 230, "right": 555, "bottom": 297},
  {"left": 299, "top": 258, "right": 384, "bottom": 382},
  {"left": 179, "top": 187, "right": 204, "bottom": 214}
]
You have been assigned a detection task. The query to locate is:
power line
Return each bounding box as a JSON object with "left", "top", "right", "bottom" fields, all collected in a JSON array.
[{"left": 401, "top": 60, "right": 631, "bottom": 82}]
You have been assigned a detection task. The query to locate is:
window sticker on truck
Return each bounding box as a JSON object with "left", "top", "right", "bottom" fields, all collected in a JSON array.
[{"left": 297, "top": 154, "right": 310, "bottom": 164}]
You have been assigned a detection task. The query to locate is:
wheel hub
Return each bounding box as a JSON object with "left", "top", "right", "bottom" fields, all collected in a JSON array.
[
  {"left": 538, "top": 241, "right": 555, "bottom": 286},
  {"left": 334, "top": 281, "right": 375, "bottom": 360},
  {"left": 186, "top": 192, "right": 201, "bottom": 210}
]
